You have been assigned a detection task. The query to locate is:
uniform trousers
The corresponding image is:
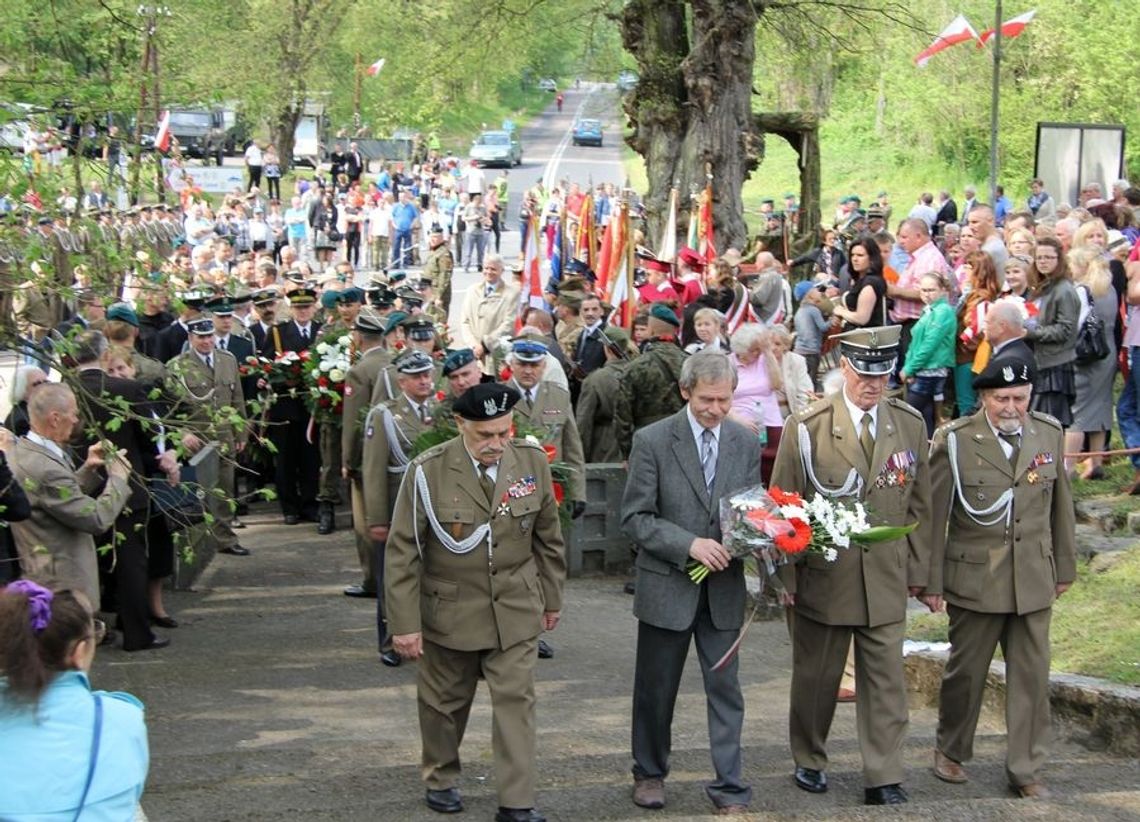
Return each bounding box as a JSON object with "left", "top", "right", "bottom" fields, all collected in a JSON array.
[
  {"left": 207, "top": 439, "right": 240, "bottom": 549},
  {"left": 632, "top": 585, "right": 751, "bottom": 808},
  {"left": 418, "top": 636, "right": 538, "bottom": 808},
  {"left": 350, "top": 479, "right": 376, "bottom": 592},
  {"left": 317, "top": 422, "right": 343, "bottom": 504},
  {"left": 268, "top": 418, "right": 320, "bottom": 519},
  {"left": 937, "top": 605, "right": 1052, "bottom": 787},
  {"left": 790, "top": 611, "right": 908, "bottom": 787}
]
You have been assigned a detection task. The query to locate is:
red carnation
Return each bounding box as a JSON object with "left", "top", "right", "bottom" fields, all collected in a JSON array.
[
  {"left": 318, "top": 376, "right": 330, "bottom": 388},
  {"left": 299, "top": 350, "right": 311, "bottom": 360},
  {"left": 319, "top": 396, "right": 332, "bottom": 408},
  {"left": 774, "top": 518, "right": 812, "bottom": 554},
  {"left": 499, "top": 365, "right": 512, "bottom": 381},
  {"left": 435, "top": 390, "right": 446, "bottom": 401},
  {"left": 542, "top": 445, "right": 557, "bottom": 464},
  {"left": 768, "top": 485, "right": 803, "bottom": 507},
  {"left": 552, "top": 481, "right": 565, "bottom": 504}
]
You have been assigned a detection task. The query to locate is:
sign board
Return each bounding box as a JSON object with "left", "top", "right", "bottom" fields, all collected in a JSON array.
[
  {"left": 1034, "top": 123, "right": 1126, "bottom": 208},
  {"left": 166, "top": 163, "right": 245, "bottom": 194}
]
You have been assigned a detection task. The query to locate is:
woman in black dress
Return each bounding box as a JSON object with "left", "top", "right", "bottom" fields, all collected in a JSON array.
[{"left": 831, "top": 237, "right": 887, "bottom": 329}]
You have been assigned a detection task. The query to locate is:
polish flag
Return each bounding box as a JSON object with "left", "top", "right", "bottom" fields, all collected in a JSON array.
[
  {"left": 154, "top": 110, "right": 171, "bottom": 153},
  {"left": 366, "top": 57, "right": 385, "bottom": 76},
  {"left": 914, "top": 15, "right": 979, "bottom": 67},
  {"left": 657, "top": 187, "right": 678, "bottom": 264},
  {"left": 977, "top": 10, "right": 1037, "bottom": 47},
  {"left": 516, "top": 213, "right": 545, "bottom": 332}
]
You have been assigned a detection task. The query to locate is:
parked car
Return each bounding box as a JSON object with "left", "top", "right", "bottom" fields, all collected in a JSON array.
[
  {"left": 571, "top": 119, "right": 603, "bottom": 147},
  {"left": 469, "top": 129, "right": 522, "bottom": 167},
  {"left": 617, "top": 70, "right": 639, "bottom": 92},
  {"left": 538, "top": 78, "right": 558, "bottom": 92}
]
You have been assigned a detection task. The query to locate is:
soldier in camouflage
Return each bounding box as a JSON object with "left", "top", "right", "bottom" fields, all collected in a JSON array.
[{"left": 614, "top": 304, "right": 688, "bottom": 460}]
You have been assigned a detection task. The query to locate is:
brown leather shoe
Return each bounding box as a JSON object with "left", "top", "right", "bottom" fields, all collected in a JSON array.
[
  {"left": 714, "top": 804, "right": 749, "bottom": 815},
  {"left": 933, "top": 749, "right": 968, "bottom": 783},
  {"left": 633, "top": 777, "right": 665, "bottom": 809},
  {"left": 1013, "top": 782, "right": 1052, "bottom": 799},
  {"left": 836, "top": 687, "right": 857, "bottom": 703}
]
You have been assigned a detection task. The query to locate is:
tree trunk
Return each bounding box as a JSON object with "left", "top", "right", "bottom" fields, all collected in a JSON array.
[
  {"left": 270, "top": 103, "right": 303, "bottom": 177},
  {"left": 622, "top": 0, "right": 762, "bottom": 251}
]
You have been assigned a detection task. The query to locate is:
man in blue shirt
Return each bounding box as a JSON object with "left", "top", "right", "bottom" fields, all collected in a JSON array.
[
  {"left": 390, "top": 190, "right": 419, "bottom": 268},
  {"left": 994, "top": 185, "right": 1012, "bottom": 227}
]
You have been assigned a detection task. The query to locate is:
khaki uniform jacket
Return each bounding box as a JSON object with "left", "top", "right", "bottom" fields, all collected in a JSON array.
[
  {"left": 385, "top": 436, "right": 566, "bottom": 652},
  {"left": 458, "top": 281, "right": 520, "bottom": 372},
  {"left": 555, "top": 317, "right": 584, "bottom": 363},
  {"left": 423, "top": 245, "right": 455, "bottom": 311},
  {"left": 576, "top": 360, "right": 629, "bottom": 463},
  {"left": 8, "top": 438, "right": 131, "bottom": 606},
  {"left": 361, "top": 393, "right": 436, "bottom": 526},
  {"left": 166, "top": 349, "right": 248, "bottom": 446},
  {"left": 927, "top": 410, "right": 1076, "bottom": 614},
  {"left": 341, "top": 346, "right": 391, "bottom": 474},
  {"left": 511, "top": 380, "right": 586, "bottom": 502},
  {"left": 770, "top": 392, "right": 933, "bottom": 627}
]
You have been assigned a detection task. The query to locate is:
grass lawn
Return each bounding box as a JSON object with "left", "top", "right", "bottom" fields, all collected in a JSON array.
[{"left": 908, "top": 549, "right": 1140, "bottom": 686}]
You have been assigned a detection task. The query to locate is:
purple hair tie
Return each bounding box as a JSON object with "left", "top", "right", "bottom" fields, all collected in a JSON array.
[{"left": 5, "top": 580, "right": 54, "bottom": 633}]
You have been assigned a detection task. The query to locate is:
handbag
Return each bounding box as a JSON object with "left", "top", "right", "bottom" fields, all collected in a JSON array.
[
  {"left": 1074, "top": 286, "right": 1109, "bottom": 364},
  {"left": 147, "top": 462, "right": 205, "bottom": 531},
  {"left": 72, "top": 694, "right": 103, "bottom": 821},
  {"left": 971, "top": 338, "right": 992, "bottom": 374}
]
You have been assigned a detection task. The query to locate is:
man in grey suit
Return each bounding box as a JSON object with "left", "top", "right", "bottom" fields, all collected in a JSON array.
[{"left": 621, "top": 349, "right": 762, "bottom": 814}]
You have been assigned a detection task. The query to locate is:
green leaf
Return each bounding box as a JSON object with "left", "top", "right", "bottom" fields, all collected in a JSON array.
[{"left": 852, "top": 523, "right": 918, "bottom": 544}]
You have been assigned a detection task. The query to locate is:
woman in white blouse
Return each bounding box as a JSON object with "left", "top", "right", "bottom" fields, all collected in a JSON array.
[{"left": 767, "top": 325, "right": 816, "bottom": 417}]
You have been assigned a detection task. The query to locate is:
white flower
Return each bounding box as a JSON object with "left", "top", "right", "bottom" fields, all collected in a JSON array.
[
  {"left": 316, "top": 342, "right": 331, "bottom": 355},
  {"left": 823, "top": 547, "right": 839, "bottom": 562},
  {"left": 525, "top": 435, "right": 541, "bottom": 446},
  {"left": 329, "top": 368, "right": 345, "bottom": 382},
  {"left": 338, "top": 335, "right": 352, "bottom": 347}
]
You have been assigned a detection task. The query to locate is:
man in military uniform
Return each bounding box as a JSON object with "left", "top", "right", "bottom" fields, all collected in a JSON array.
[
  {"left": 423, "top": 226, "right": 455, "bottom": 319},
  {"left": 385, "top": 382, "right": 565, "bottom": 822},
  {"left": 436, "top": 347, "right": 492, "bottom": 421},
  {"left": 371, "top": 315, "right": 441, "bottom": 406},
  {"left": 249, "top": 288, "right": 280, "bottom": 351},
  {"left": 614, "top": 304, "right": 688, "bottom": 459},
  {"left": 167, "top": 317, "right": 250, "bottom": 556},
  {"left": 260, "top": 288, "right": 322, "bottom": 525},
  {"left": 769, "top": 325, "right": 934, "bottom": 806},
  {"left": 154, "top": 287, "right": 211, "bottom": 363},
  {"left": 576, "top": 326, "right": 634, "bottom": 463},
  {"left": 340, "top": 308, "right": 391, "bottom": 599},
  {"left": 362, "top": 349, "right": 440, "bottom": 667},
  {"left": 102, "top": 303, "right": 166, "bottom": 389},
  {"left": 925, "top": 352, "right": 1076, "bottom": 800}
]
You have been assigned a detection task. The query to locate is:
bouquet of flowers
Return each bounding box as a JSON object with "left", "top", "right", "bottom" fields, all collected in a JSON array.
[
  {"left": 688, "top": 485, "right": 794, "bottom": 583},
  {"left": 265, "top": 349, "right": 308, "bottom": 392},
  {"left": 303, "top": 334, "right": 354, "bottom": 423}
]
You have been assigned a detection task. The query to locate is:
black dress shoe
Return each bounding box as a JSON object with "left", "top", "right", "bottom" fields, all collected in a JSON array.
[
  {"left": 380, "top": 650, "right": 402, "bottom": 667},
  {"left": 424, "top": 787, "right": 463, "bottom": 813},
  {"left": 124, "top": 636, "right": 171, "bottom": 652},
  {"left": 150, "top": 615, "right": 179, "bottom": 629},
  {"left": 343, "top": 584, "right": 378, "bottom": 598},
  {"left": 623, "top": 580, "right": 636, "bottom": 595},
  {"left": 864, "top": 784, "right": 909, "bottom": 805},
  {"left": 284, "top": 514, "right": 300, "bottom": 525},
  {"left": 98, "top": 627, "right": 117, "bottom": 647},
  {"left": 219, "top": 544, "right": 251, "bottom": 556},
  {"left": 537, "top": 638, "right": 553, "bottom": 659},
  {"left": 794, "top": 767, "right": 828, "bottom": 793},
  {"left": 317, "top": 503, "right": 335, "bottom": 535},
  {"left": 495, "top": 808, "right": 545, "bottom": 822}
]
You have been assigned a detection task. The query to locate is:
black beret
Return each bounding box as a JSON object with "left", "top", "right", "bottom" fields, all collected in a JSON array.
[{"left": 453, "top": 382, "right": 520, "bottom": 421}]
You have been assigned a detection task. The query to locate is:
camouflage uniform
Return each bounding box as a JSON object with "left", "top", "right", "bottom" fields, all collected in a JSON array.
[
  {"left": 614, "top": 340, "right": 687, "bottom": 459},
  {"left": 422, "top": 243, "right": 455, "bottom": 316},
  {"left": 576, "top": 359, "right": 631, "bottom": 463}
]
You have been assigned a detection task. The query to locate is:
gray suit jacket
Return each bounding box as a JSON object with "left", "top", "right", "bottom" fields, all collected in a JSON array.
[
  {"left": 8, "top": 437, "right": 130, "bottom": 606},
  {"left": 621, "top": 408, "right": 762, "bottom": 631}
]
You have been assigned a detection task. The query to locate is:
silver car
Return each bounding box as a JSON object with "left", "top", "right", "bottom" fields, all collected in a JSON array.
[{"left": 469, "top": 130, "right": 522, "bottom": 168}]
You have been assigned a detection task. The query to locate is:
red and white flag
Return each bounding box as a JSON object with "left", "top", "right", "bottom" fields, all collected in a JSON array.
[
  {"left": 366, "top": 57, "right": 385, "bottom": 76},
  {"left": 154, "top": 110, "right": 171, "bottom": 153},
  {"left": 657, "top": 187, "right": 678, "bottom": 264},
  {"left": 516, "top": 214, "right": 545, "bottom": 332},
  {"left": 978, "top": 10, "right": 1037, "bottom": 47},
  {"left": 914, "top": 15, "right": 979, "bottom": 66}
]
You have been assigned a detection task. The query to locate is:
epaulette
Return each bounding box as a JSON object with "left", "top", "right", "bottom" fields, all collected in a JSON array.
[
  {"left": 795, "top": 396, "right": 831, "bottom": 421},
  {"left": 886, "top": 396, "right": 924, "bottom": 421},
  {"left": 933, "top": 416, "right": 971, "bottom": 439},
  {"left": 412, "top": 439, "right": 451, "bottom": 465},
  {"left": 1029, "top": 409, "right": 1063, "bottom": 430}
]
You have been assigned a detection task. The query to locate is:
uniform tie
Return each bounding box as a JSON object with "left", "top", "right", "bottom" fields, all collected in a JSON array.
[
  {"left": 218, "top": 337, "right": 227, "bottom": 351},
  {"left": 859, "top": 413, "right": 875, "bottom": 465},
  {"left": 701, "top": 428, "right": 717, "bottom": 494},
  {"left": 205, "top": 354, "right": 213, "bottom": 370},
  {"left": 478, "top": 464, "right": 496, "bottom": 504},
  {"left": 525, "top": 389, "right": 534, "bottom": 410},
  {"left": 999, "top": 432, "right": 1020, "bottom": 467}
]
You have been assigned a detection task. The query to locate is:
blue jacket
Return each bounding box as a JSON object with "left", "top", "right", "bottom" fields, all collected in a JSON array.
[{"left": 0, "top": 671, "right": 148, "bottom": 821}]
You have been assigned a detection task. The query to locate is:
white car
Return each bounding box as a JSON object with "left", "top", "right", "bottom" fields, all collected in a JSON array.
[{"left": 538, "top": 78, "right": 557, "bottom": 92}]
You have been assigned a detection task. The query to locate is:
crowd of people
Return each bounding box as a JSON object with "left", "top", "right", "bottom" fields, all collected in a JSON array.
[{"left": 0, "top": 156, "right": 1135, "bottom": 819}]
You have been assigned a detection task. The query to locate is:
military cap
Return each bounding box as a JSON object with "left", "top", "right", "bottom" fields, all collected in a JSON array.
[
  {"left": 835, "top": 324, "right": 901, "bottom": 375},
  {"left": 782, "top": 192, "right": 796, "bottom": 200},
  {"left": 649, "top": 303, "right": 681, "bottom": 327},
  {"left": 187, "top": 317, "right": 215, "bottom": 336},
  {"left": 636, "top": 250, "right": 672, "bottom": 275},
  {"left": 866, "top": 205, "right": 885, "bottom": 220},
  {"left": 394, "top": 348, "right": 435, "bottom": 375},
  {"left": 106, "top": 302, "right": 139, "bottom": 327},
  {"left": 678, "top": 247, "right": 705, "bottom": 269},
  {"left": 287, "top": 288, "right": 318, "bottom": 306},
  {"left": 178, "top": 287, "right": 212, "bottom": 306},
  {"left": 318, "top": 270, "right": 346, "bottom": 287},
  {"left": 599, "top": 325, "right": 632, "bottom": 354},
  {"left": 564, "top": 258, "right": 595, "bottom": 280},
  {"left": 760, "top": 198, "right": 775, "bottom": 206},
  {"left": 384, "top": 311, "right": 409, "bottom": 335},
  {"left": 368, "top": 271, "right": 390, "bottom": 288},
  {"left": 283, "top": 269, "right": 306, "bottom": 283},
  {"left": 510, "top": 336, "right": 548, "bottom": 363},
  {"left": 556, "top": 290, "right": 583, "bottom": 309},
  {"left": 428, "top": 224, "right": 444, "bottom": 237},
  {"left": 402, "top": 315, "right": 436, "bottom": 341},
  {"left": 972, "top": 350, "right": 1036, "bottom": 391},
  {"left": 252, "top": 288, "right": 279, "bottom": 307},
  {"left": 320, "top": 289, "right": 341, "bottom": 310},
  {"left": 37, "top": 215, "right": 53, "bottom": 225},
  {"left": 205, "top": 296, "right": 234, "bottom": 316},
  {"left": 389, "top": 270, "right": 408, "bottom": 285},
  {"left": 336, "top": 286, "right": 364, "bottom": 304},
  {"left": 370, "top": 287, "right": 397, "bottom": 308},
  {"left": 453, "top": 382, "right": 520, "bottom": 421},
  {"left": 231, "top": 288, "right": 253, "bottom": 306},
  {"left": 353, "top": 307, "right": 386, "bottom": 334},
  {"left": 442, "top": 348, "right": 477, "bottom": 376}
]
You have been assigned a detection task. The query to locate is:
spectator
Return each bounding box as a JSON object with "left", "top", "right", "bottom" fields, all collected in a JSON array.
[
  {"left": 0, "top": 428, "right": 32, "bottom": 586},
  {"left": 792, "top": 282, "right": 830, "bottom": 390},
  {"left": 390, "top": 189, "right": 419, "bottom": 269},
  {"left": 0, "top": 582, "right": 149, "bottom": 820},
  {"left": 284, "top": 196, "right": 309, "bottom": 258},
  {"left": 244, "top": 140, "right": 263, "bottom": 192},
  {"left": 1026, "top": 238, "right": 1080, "bottom": 427},
  {"left": 4, "top": 366, "right": 48, "bottom": 437},
  {"left": 262, "top": 144, "right": 282, "bottom": 201},
  {"left": 890, "top": 219, "right": 950, "bottom": 373},
  {"left": 1006, "top": 226, "right": 1036, "bottom": 260},
  {"left": 908, "top": 192, "right": 938, "bottom": 233},
  {"left": 684, "top": 307, "right": 729, "bottom": 354},
  {"left": 462, "top": 192, "right": 489, "bottom": 272},
  {"left": 954, "top": 251, "right": 1001, "bottom": 416},
  {"left": 1066, "top": 248, "right": 1117, "bottom": 478},
  {"left": 1027, "top": 178, "right": 1056, "bottom": 223},
  {"left": 899, "top": 273, "right": 957, "bottom": 436},
  {"left": 727, "top": 324, "right": 783, "bottom": 438},
  {"left": 832, "top": 237, "right": 887, "bottom": 329},
  {"left": 766, "top": 325, "right": 814, "bottom": 417},
  {"left": 994, "top": 185, "right": 1012, "bottom": 227},
  {"left": 967, "top": 204, "right": 1008, "bottom": 272},
  {"left": 951, "top": 224, "right": 981, "bottom": 293},
  {"left": 934, "top": 190, "right": 958, "bottom": 233}
]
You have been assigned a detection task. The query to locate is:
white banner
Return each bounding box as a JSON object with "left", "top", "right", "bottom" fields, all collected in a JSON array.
[{"left": 166, "top": 163, "right": 245, "bottom": 194}]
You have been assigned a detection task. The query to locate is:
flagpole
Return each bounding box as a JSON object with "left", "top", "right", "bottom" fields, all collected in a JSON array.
[
  {"left": 625, "top": 191, "right": 635, "bottom": 331},
  {"left": 988, "top": 0, "right": 1002, "bottom": 204}
]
